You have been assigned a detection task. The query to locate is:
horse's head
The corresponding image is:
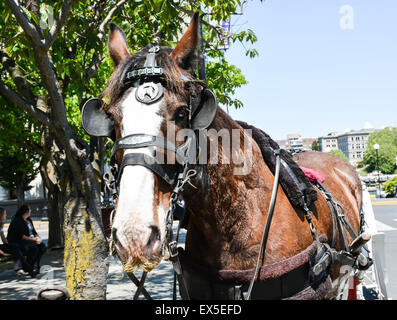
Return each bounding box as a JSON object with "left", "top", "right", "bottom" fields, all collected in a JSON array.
[{"left": 83, "top": 13, "right": 218, "bottom": 272}]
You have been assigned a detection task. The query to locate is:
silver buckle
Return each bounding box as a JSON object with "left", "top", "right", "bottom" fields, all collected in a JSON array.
[{"left": 168, "top": 241, "right": 178, "bottom": 258}]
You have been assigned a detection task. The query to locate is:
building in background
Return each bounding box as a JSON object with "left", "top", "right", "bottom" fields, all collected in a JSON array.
[
  {"left": 287, "top": 134, "right": 303, "bottom": 153},
  {"left": 302, "top": 137, "right": 318, "bottom": 151},
  {"left": 337, "top": 128, "right": 376, "bottom": 166},
  {"left": 318, "top": 128, "right": 377, "bottom": 166},
  {"left": 277, "top": 127, "right": 377, "bottom": 167},
  {"left": 0, "top": 174, "right": 46, "bottom": 220},
  {"left": 276, "top": 134, "right": 317, "bottom": 153},
  {"left": 318, "top": 132, "right": 339, "bottom": 152},
  {"left": 276, "top": 139, "right": 288, "bottom": 150}
]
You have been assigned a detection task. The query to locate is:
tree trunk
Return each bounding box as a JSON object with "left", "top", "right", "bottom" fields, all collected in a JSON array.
[
  {"left": 2, "top": 0, "right": 125, "bottom": 300},
  {"left": 47, "top": 189, "right": 64, "bottom": 248},
  {"left": 39, "top": 130, "right": 65, "bottom": 248},
  {"left": 15, "top": 176, "right": 25, "bottom": 209},
  {"left": 62, "top": 158, "right": 109, "bottom": 299},
  {"left": 39, "top": 157, "right": 64, "bottom": 248},
  {"left": 39, "top": 129, "right": 109, "bottom": 299}
]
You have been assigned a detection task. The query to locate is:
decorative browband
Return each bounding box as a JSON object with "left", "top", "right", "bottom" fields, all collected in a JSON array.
[{"left": 125, "top": 67, "right": 163, "bottom": 81}]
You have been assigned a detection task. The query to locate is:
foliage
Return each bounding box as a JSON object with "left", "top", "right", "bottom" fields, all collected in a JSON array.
[
  {"left": 384, "top": 176, "right": 397, "bottom": 195},
  {"left": 363, "top": 127, "right": 397, "bottom": 174},
  {"left": 356, "top": 160, "right": 365, "bottom": 169},
  {"left": 311, "top": 140, "right": 319, "bottom": 151},
  {"left": 0, "top": 0, "right": 263, "bottom": 157},
  {"left": 330, "top": 149, "right": 349, "bottom": 162},
  {"left": 206, "top": 50, "right": 248, "bottom": 108},
  {"left": 0, "top": 97, "right": 40, "bottom": 192}
]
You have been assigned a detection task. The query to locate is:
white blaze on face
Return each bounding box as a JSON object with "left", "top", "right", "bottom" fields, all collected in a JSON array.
[{"left": 112, "top": 87, "right": 166, "bottom": 254}]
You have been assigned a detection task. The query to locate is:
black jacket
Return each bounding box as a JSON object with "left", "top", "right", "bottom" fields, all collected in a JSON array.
[{"left": 6, "top": 216, "right": 38, "bottom": 244}]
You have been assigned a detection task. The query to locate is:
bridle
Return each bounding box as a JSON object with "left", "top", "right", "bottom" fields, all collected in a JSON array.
[{"left": 81, "top": 44, "right": 217, "bottom": 300}]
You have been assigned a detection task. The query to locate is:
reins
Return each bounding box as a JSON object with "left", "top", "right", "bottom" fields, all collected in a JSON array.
[{"left": 246, "top": 149, "right": 281, "bottom": 300}]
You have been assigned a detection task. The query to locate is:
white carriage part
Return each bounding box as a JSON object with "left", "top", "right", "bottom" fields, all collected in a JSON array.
[{"left": 349, "top": 184, "right": 389, "bottom": 300}]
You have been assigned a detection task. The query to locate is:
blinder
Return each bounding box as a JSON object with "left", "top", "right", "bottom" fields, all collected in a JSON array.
[
  {"left": 81, "top": 98, "right": 115, "bottom": 138},
  {"left": 189, "top": 84, "right": 217, "bottom": 131}
]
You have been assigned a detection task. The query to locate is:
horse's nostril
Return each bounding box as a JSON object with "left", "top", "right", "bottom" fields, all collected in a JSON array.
[{"left": 147, "top": 225, "right": 160, "bottom": 247}]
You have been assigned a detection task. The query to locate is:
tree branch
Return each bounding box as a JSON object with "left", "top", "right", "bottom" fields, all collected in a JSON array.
[
  {"left": 5, "top": 0, "right": 44, "bottom": 48},
  {"left": 0, "top": 80, "right": 52, "bottom": 128},
  {"left": 85, "top": 0, "right": 128, "bottom": 80},
  {"left": 44, "top": 0, "right": 75, "bottom": 51},
  {"left": 177, "top": 6, "right": 225, "bottom": 38},
  {"left": 99, "top": 0, "right": 128, "bottom": 36},
  {"left": 0, "top": 48, "right": 36, "bottom": 103}
]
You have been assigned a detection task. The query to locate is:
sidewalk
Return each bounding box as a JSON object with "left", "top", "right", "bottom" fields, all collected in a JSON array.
[{"left": 0, "top": 221, "right": 182, "bottom": 300}]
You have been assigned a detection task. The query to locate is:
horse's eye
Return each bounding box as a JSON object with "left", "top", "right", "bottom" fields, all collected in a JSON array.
[{"left": 174, "top": 107, "right": 187, "bottom": 120}]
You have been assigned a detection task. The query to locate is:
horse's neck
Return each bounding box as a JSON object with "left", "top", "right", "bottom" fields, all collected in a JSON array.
[{"left": 184, "top": 110, "right": 278, "bottom": 270}]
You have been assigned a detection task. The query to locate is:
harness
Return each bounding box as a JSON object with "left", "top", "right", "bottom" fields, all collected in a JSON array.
[
  {"left": 82, "top": 46, "right": 372, "bottom": 300},
  {"left": 175, "top": 147, "right": 372, "bottom": 300}
]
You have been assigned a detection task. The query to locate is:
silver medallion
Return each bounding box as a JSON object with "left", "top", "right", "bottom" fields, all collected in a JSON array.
[{"left": 135, "top": 82, "right": 163, "bottom": 104}]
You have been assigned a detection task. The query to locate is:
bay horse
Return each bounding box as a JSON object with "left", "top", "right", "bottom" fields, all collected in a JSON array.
[{"left": 83, "top": 13, "right": 368, "bottom": 299}]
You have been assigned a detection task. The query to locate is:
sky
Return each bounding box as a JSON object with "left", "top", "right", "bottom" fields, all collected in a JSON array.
[{"left": 221, "top": 0, "right": 397, "bottom": 140}]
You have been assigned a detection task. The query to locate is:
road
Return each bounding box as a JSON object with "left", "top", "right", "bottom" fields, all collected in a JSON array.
[{"left": 371, "top": 199, "right": 397, "bottom": 299}]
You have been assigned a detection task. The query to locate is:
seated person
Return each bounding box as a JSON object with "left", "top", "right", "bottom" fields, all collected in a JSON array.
[
  {"left": 6, "top": 205, "right": 46, "bottom": 274},
  {"left": 0, "top": 248, "right": 11, "bottom": 257},
  {"left": 0, "top": 207, "right": 37, "bottom": 277}
]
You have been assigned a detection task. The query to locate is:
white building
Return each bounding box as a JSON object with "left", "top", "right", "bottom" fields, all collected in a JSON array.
[
  {"left": 276, "top": 135, "right": 318, "bottom": 153},
  {"left": 318, "top": 132, "right": 339, "bottom": 152},
  {"left": 0, "top": 173, "right": 46, "bottom": 219},
  {"left": 337, "top": 129, "right": 376, "bottom": 166},
  {"left": 318, "top": 129, "right": 377, "bottom": 166}
]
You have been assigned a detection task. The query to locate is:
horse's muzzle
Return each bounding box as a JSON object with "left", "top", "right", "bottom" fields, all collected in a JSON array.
[{"left": 112, "top": 223, "right": 162, "bottom": 272}]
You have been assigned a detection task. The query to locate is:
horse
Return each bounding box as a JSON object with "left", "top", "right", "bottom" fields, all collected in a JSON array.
[{"left": 82, "top": 13, "right": 369, "bottom": 299}]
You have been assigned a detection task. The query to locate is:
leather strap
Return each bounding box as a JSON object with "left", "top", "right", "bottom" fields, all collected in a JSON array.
[
  {"left": 169, "top": 241, "right": 190, "bottom": 300},
  {"left": 246, "top": 149, "right": 281, "bottom": 300},
  {"left": 316, "top": 181, "right": 358, "bottom": 251},
  {"left": 118, "top": 153, "right": 176, "bottom": 187},
  {"left": 111, "top": 133, "right": 188, "bottom": 164}
]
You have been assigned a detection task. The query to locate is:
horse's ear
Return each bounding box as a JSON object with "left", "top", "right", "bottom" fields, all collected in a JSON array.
[
  {"left": 108, "top": 23, "right": 131, "bottom": 65},
  {"left": 170, "top": 12, "right": 200, "bottom": 69}
]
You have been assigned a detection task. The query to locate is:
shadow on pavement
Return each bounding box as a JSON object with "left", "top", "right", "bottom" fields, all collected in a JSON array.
[{"left": 0, "top": 225, "right": 186, "bottom": 300}]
